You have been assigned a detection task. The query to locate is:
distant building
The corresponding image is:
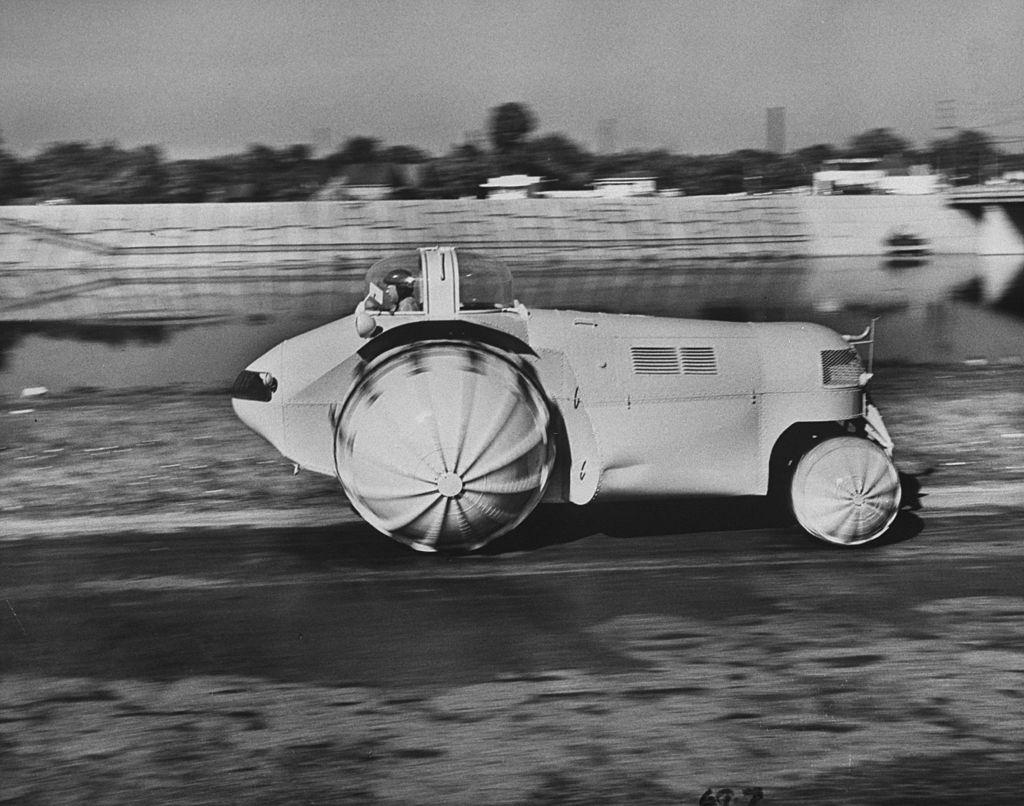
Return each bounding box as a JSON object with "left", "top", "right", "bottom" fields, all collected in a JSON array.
[
  {"left": 480, "top": 174, "right": 544, "bottom": 199},
  {"left": 316, "top": 164, "right": 412, "bottom": 201},
  {"left": 592, "top": 176, "right": 657, "bottom": 197},
  {"left": 812, "top": 158, "right": 886, "bottom": 194},
  {"left": 812, "top": 159, "right": 940, "bottom": 195},
  {"left": 536, "top": 189, "right": 599, "bottom": 199},
  {"left": 877, "top": 173, "right": 941, "bottom": 195},
  {"left": 536, "top": 175, "right": 661, "bottom": 199},
  {"left": 766, "top": 107, "right": 786, "bottom": 154}
]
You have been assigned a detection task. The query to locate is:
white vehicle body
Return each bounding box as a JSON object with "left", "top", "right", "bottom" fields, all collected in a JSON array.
[{"left": 233, "top": 247, "right": 900, "bottom": 552}]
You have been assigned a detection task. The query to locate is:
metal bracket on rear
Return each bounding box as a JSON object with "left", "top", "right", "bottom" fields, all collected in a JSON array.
[{"left": 843, "top": 317, "right": 878, "bottom": 382}]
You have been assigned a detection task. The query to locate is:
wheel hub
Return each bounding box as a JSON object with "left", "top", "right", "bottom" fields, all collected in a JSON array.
[{"left": 436, "top": 471, "right": 464, "bottom": 498}]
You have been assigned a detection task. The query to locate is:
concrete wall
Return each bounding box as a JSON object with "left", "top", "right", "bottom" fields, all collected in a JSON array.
[
  {"left": 0, "top": 197, "right": 809, "bottom": 322},
  {"left": 795, "top": 195, "right": 976, "bottom": 256},
  {"left": 0, "top": 194, "right": 1012, "bottom": 323},
  {"left": 977, "top": 205, "right": 1024, "bottom": 255}
]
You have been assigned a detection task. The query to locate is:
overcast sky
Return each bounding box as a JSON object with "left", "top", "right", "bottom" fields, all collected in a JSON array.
[{"left": 2, "top": 0, "right": 1023, "bottom": 159}]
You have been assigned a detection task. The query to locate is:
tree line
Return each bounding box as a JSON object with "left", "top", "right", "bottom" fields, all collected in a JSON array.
[{"left": 1, "top": 102, "right": 1020, "bottom": 204}]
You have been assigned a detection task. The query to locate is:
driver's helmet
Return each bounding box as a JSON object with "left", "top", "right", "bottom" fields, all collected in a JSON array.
[{"left": 384, "top": 269, "right": 416, "bottom": 294}]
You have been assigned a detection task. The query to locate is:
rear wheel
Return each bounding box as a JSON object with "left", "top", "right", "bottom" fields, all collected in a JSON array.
[{"left": 790, "top": 436, "right": 900, "bottom": 546}]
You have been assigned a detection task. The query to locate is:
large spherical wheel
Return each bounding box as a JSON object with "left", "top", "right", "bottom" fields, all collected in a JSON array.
[
  {"left": 790, "top": 436, "right": 901, "bottom": 546},
  {"left": 335, "top": 341, "right": 555, "bottom": 552}
]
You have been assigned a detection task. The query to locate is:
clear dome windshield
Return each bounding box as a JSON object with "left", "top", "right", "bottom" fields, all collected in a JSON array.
[
  {"left": 363, "top": 250, "right": 513, "bottom": 315},
  {"left": 456, "top": 251, "right": 514, "bottom": 311}
]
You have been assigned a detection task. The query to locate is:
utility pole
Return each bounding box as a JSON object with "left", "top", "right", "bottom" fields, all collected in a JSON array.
[
  {"left": 766, "top": 107, "right": 786, "bottom": 154},
  {"left": 597, "top": 119, "right": 617, "bottom": 155},
  {"left": 935, "top": 99, "right": 957, "bottom": 183},
  {"left": 312, "top": 128, "right": 333, "bottom": 156}
]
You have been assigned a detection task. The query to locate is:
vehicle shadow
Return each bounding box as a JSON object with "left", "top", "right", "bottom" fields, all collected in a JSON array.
[
  {"left": 489, "top": 483, "right": 928, "bottom": 555},
  {"left": 267, "top": 500, "right": 792, "bottom": 562},
  {"left": 899, "top": 468, "right": 935, "bottom": 512},
  {"left": 486, "top": 496, "right": 792, "bottom": 554},
  {"left": 267, "top": 520, "right": 422, "bottom": 566},
  {"left": 270, "top": 470, "right": 932, "bottom": 561}
]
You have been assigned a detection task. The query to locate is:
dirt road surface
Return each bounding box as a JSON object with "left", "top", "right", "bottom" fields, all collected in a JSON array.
[{"left": 2, "top": 365, "right": 1023, "bottom": 804}]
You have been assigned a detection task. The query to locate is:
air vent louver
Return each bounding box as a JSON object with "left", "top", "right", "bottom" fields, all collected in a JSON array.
[
  {"left": 631, "top": 346, "right": 680, "bottom": 374},
  {"left": 821, "top": 348, "right": 862, "bottom": 386},
  {"left": 680, "top": 347, "right": 718, "bottom": 375},
  {"left": 630, "top": 345, "right": 720, "bottom": 375}
]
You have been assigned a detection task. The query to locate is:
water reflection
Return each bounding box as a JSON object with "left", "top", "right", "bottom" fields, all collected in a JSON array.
[
  {"left": 2, "top": 255, "right": 1022, "bottom": 394},
  {"left": 0, "top": 321, "right": 174, "bottom": 373},
  {"left": 994, "top": 264, "right": 1024, "bottom": 318}
]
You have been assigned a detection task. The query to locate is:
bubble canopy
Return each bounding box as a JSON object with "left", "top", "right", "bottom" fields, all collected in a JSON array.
[
  {"left": 456, "top": 250, "right": 515, "bottom": 311},
  {"left": 364, "top": 249, "right": 515, "bottom": 314}
]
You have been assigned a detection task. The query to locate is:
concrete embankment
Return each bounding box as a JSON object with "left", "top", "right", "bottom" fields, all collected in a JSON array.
[
  {"left": 2, "top": 194, "right": 1010, "bottom": 323},
  {"left": 794, "top": 194, "right": 976, "bottom": 256},
  {"left": 0, "top": 197, "right": 804, "bottom": 320}
]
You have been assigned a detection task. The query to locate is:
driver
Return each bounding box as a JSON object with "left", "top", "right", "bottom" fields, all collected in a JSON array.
[{"left": 384, "top": 269, "right": 421, "bottom": 312}]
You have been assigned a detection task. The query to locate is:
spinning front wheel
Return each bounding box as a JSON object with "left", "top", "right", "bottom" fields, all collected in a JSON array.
[{"left": 335, "top": 341, "right": 555, "bottom": 552}]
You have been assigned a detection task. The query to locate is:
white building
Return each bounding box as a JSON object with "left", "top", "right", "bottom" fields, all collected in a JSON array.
[
  {"left": 812, "top": 159, "right": 940, "bottom": 195},
  {"left": 812, "top": 159, "right": 887, "bottom": 194},
  {"left": 876, "top": 174, "right": 941, "bottom": 194},
  {"left": 592, "top": 176, "right": 657, "bottom": 197},
  {"left": 480, "top": 174, "right": 543, "bottom": 199},
  {"left": 483, "top": 174, "right": 663, "bottom": 200},
  {"left": 536, "top": 176, "right": 663, "bottom": 199}
]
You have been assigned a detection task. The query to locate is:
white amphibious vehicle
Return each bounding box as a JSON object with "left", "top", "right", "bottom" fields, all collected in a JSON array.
[{"left": 232, "top": 247, "right": 901, "bottom": 552}]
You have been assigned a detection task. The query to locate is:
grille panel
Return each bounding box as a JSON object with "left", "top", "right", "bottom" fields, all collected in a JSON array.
[{"left": 821, "top": 348, "right": 862, "bottom": 386}]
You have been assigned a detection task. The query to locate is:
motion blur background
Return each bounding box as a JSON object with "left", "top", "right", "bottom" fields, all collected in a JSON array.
[
  {"left": 3, "top": 3, "right": 1024, "bottom": 804},
  {"left": 2, "top": 2, "right": 1024, "bottom": 393}
]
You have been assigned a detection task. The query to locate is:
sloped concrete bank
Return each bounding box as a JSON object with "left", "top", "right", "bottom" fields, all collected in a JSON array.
[
  {"left": 794, "top": 194, "right": 975, "bottom": 256},
  {"left": 0, "top": 195, "right": 994, "bottom": 323}
]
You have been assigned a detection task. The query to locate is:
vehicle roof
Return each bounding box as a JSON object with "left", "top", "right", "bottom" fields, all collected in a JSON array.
[{"left": 526, "top": 309, "right": 848, "bottom": 349}]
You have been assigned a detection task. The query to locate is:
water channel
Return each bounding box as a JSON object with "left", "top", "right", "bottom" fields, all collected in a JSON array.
[{"left": 1, "top": 254, "right": 1022, "bottom": 395}]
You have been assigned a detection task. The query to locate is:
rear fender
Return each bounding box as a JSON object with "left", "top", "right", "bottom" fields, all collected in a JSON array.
[{"left": 535, "top": 348, "right": 602, "bottom": 505}]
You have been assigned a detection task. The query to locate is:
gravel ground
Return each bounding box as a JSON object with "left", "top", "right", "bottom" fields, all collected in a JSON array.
[
  {"left": 2, "top": 364, "right": 1023, "bottom": 805},
  {"left": 2, "top": 364, "right": 1023, "bottom": 533},
  {"left": 3, "top": 563, "right": 1024, "bottom": 805}
]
